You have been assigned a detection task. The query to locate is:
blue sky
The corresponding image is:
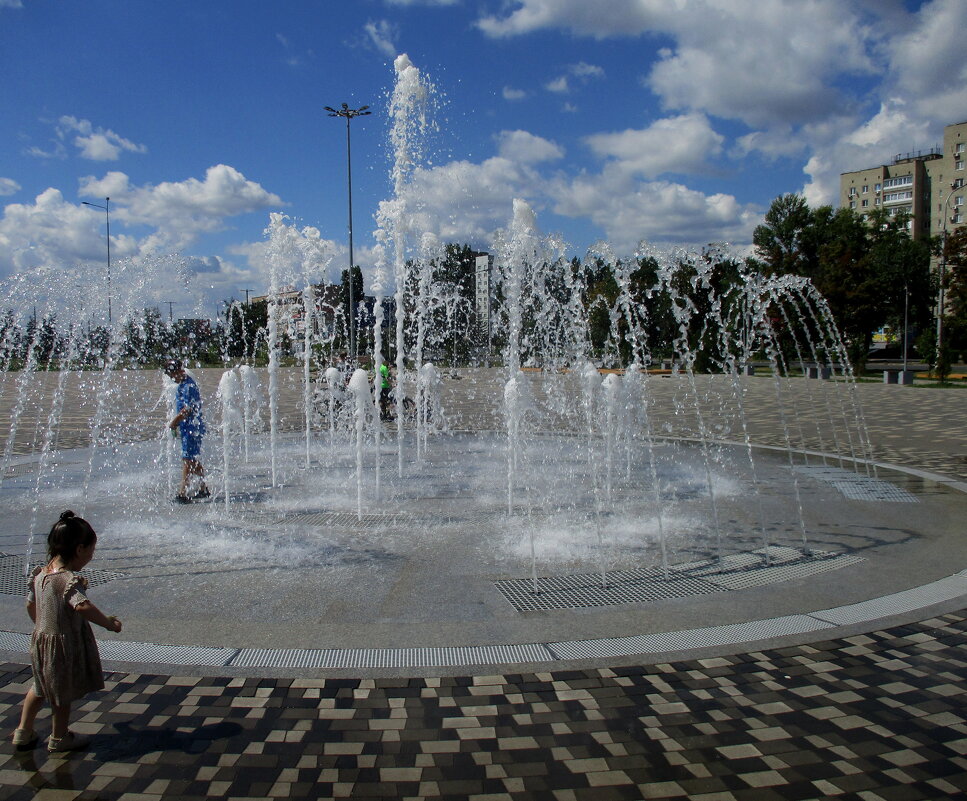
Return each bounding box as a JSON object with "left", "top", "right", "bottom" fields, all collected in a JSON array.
[{"left": 1, "top": 0, "right": 964, "bottom": 317}]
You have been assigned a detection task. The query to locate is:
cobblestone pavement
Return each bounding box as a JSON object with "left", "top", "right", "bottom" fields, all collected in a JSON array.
[
  {"left": 0, "top": 368, "right": 965, "bottom": 799},
  {"left": 0, "top": 611, "right": 965, "bottom": 800}
]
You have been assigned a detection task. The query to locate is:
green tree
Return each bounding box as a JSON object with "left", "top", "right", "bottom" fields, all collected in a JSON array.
[
  {"left": 752, "top": 194, "right": 814, "bottom": 277},
  {"left": 340, "top": 265, "right": 364, "bottom": 354},
  {"left": 941, "top": 226, "right": 967, "bottom": 363},
  {"left": 224, "top": 299, "right": 268, "bottom": 362},
  {"left": 753, "top": 196, "right": 935, "bottom": 372}
]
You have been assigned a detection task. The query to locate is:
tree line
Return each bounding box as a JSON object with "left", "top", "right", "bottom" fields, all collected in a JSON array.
[{"left": 3, "top": 197, "right": 963, "bottom": 375}]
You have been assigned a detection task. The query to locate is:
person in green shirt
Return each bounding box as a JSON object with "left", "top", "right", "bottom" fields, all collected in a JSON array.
[{"left": 378, "top": 362, "right": 391, "bottom": 420}]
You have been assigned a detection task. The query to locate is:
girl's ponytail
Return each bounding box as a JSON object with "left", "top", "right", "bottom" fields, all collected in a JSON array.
[{"left": 47, "top": 511, "right": 96, "bottom": 563}]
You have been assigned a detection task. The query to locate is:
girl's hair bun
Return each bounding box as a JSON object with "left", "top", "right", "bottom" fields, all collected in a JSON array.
[{"left": 59, "top": 510, "right": 76, "bottom": 522}]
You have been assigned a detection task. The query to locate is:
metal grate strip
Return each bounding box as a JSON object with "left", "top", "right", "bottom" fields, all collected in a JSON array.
[
  {"left": 2, "top": 463, "right": 38, "bottom": 478},
  {"left": 494, "top": 547, "right": 864, "bottom": 611},
  {"left": 810, "top": 574, "right": 967, "bottom": 625},
  {"left": 97, "top": 640, "right": 237, "bottom": 666},
  {"left": 280, "top": 511, "right": 418, "bottom": 528},
  {"left": 230, "top": 642, "right": 553, "bottom": 669},
  {"left": 0, "top": 555, "right": 125, "bottom": 596},
  {"left": 1, "top": 571, "right": 964, "bottom": 668},
  {"left": 794, "top": 465, "right": 918, "bottom": 502},
  {"left": 705, "top": 553, "right": 866, "bottom": 591},
  {"left": 0, "top": 630, "right": 30, "bottom": 651}
]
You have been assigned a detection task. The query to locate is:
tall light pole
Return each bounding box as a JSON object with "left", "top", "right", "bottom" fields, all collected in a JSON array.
[
  {"left": 325, "top": 102, "right": 371, "bottom": 358},
  {"left": 82, "top": 197, "right": 112, "bottom": 324}
]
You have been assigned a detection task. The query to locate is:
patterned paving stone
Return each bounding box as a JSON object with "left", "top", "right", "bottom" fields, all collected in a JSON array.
[{"left": 0, "top": 611, "right": 964, "bottom": 799}]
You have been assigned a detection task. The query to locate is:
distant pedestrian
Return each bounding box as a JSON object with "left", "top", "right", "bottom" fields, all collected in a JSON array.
[
  {"left": 379, "top": 361, "right": 392, "bottom": 420},
  {"left": 165, "top": 359, "right": 210, "bottom": 502},
  {"left": 12, "top": 511, "right": 122, "bottom": 753}
]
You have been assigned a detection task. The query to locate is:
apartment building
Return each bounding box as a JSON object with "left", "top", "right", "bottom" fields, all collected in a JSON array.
[{"left": 839, "top": 120, "right": 967, "bottom": 244}]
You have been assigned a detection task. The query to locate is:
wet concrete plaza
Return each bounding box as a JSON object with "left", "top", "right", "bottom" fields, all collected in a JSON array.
[{"left": 0, "top": 368, "right": 964, "bottom": 799}]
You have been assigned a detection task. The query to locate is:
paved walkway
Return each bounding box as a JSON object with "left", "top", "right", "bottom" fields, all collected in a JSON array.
[
  {"left": 0, "top": 370, "right": 964, "bottom": 799},
  {"left": 1, "top": 612, "right": 964, "bottom": 800}
]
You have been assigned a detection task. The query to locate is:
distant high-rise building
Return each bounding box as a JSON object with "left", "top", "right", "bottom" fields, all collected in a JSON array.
[
  {"left": 839, "top": 121, "right": 966, "bottom": 244},
  {"left": 840, "top": 121, "right": 966, "bottom": 325},
  {"left": 474, "top": 253, "right": 493, "bottom": 351}
]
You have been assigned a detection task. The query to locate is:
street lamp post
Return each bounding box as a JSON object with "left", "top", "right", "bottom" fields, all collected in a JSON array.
[
  {"left": 325, "top": 102, "right": 371, "bottom": 359},
  {"left": 81, "top": 197, "right": 112, "bottom": 324}
]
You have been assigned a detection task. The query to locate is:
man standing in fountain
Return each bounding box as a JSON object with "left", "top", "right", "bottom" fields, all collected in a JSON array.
[{"left": 165, "top": 360, "right": 210, "bottom": 503}]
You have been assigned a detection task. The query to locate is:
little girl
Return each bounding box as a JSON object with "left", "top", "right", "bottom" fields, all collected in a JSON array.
[{"left": 12, "top": 511, "right": 122, "bottom": 753}]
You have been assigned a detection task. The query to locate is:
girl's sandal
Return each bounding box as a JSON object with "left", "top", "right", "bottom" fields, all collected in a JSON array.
[
  {"left": 47, "top": 731, "right": 90, "bottom": 753},
  {"left": 12, "top": 728, "right": 38, "bottom": 750}
]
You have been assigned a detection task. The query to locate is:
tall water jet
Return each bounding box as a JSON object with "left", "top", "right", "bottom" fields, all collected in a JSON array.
[
  {"left": 217, "top": 368, "right": 243, "bottom": 510},
  {"left": 263, "top": 213, "right": 298, "bottom": 488},
  {"left": 324, "top": 366, "right": 342, "bottom": 455},
  {"left": 239, "top": 365, "right": 261, "bottom": 463},
  {"left": 376, "top": 53, "right": 435, "bottom": 478},
  {"left": 348, "top": 368, "right": 374, "bottom": 521}
]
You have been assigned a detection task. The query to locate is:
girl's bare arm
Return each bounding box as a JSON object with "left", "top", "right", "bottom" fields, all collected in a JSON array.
[{"left": 75, "top": 601, "right": 122, "bottom": 632}]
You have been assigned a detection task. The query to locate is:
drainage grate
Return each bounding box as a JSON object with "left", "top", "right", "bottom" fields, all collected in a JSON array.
[
  {"left": 230, "top": 642, "right": 554, "bottom": 669},
  {"left": 98, "top": 640, "right": 236, "bottom": 667},
  {"left": 2, "top": 463, "right": 37, "bottom": 478},
  {"left": 1, "top": 571, "right": 964, "bottom": 668},
  {"left": 810, "top": 574, "right": 967, "bottom": 625},
  {"left": 705, "top": 552, "right": 866, "bottom": 591},
  {"left": 495, "top": 547, "right": 865, "bottom": 612},
  {"left": 279, "top": 510, "right": 417, "bottom": 528},
  {"left": 0, "top": 554, "right": 125, "bottom": 596},
  {"left": 495, "top": 570, "right": 720, "bottom": 611},
  {"left": 0, "top": 630, "right": 30, "bottom": 651},
  {"left": 831, "top": 479, "right": 918, "bottom": 502},
  {"left": 795, "top": 465, "right": 918, "bottom": 502}
]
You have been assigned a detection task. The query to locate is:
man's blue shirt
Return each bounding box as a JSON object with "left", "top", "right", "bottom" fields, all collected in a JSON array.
[{"left": 176, "top": 375, "right": 206, "bottom": 438}]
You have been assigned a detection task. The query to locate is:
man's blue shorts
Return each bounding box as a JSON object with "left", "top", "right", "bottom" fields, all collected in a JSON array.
[{"left": 181, "top": 433, "right": 202, "bottom": 460}]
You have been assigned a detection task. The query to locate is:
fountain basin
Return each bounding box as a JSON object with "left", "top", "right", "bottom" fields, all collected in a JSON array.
[{"left": 0, "top": 429, "right": 962, "bottom": 661}]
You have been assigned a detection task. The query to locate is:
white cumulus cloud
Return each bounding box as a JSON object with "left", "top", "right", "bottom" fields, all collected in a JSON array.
[
  {"left": 364, "top": 19, "right": 398, "bottom": 58},
  {"left": 552, "top": 166, "right": 761, "bottom": 253},
  {"left": 78, "top": 164, "right": 283, "bottom": 251},
  {"left": 884, "top": 0, "right": 967, "bottom": 122},
  {"left": 585, "top": 113, "right": 724, "bottom": 178},
  {"left": 497, "top": 130, "right": 564, "bottom": 164},
  {"left": 0, "top": 178, "right": 21, "bottom": 196},
  {"left": 0, "top": 188, "right": 139, "bottom": 274},
  {"left": 0, "top": 165, "right": 283, "bottom": 278},
  {"left": 57, "top": 116, "right": 148, "bottom": 161}
]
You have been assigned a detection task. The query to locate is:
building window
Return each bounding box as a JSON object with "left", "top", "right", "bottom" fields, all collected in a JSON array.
[
  {"left": 862, "top": 185, "right": 868, "bottom": 193},
  {"left": 883, "top": 176, "right": 913, "bottom": 189},
  {"left": 883, "top": 190, "right": 913, "bottom": 203},
  {"left": 956, "top": 196, "right": 964, "bottom": 207},
  {"left": 874, "top": 198, "right": 880, "bottom": 205},
  {"left": 956, "top": 143, "right": 965, "bottom": 154},
  {"left": 861, "top": 199, "right": 869, "bottom": 207},
  {"left": 875, "top": 183, "right": 881, "bottom": 192},
  {"left": 849, "top": 200, "right": 856, "bottom": 209},
  {"left": 958, "top": 160, "right": 965, "bottom": 171}
]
